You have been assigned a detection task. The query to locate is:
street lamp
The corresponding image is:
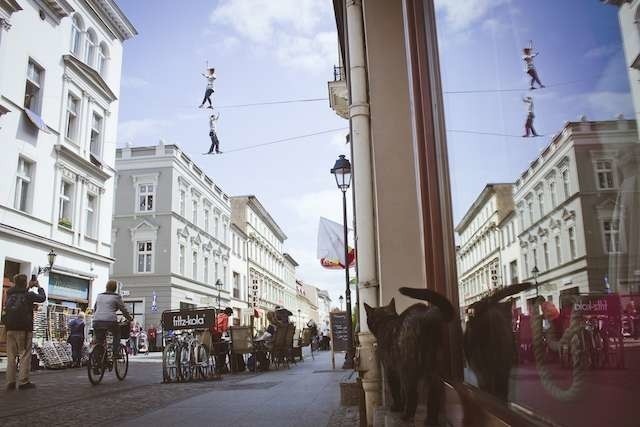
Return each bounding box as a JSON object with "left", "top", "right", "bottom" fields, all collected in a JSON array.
[
  {"left": 531, "top": 265, "right": 540, "bottom": 297},
  {"left": 331, "top": 154, "right": 354, "bottom": 370},
  {"left": 215, "top": 279, "right": 223, "bottom": 310},
  {"left": 339, "top": 295, "right": 344, "bottom": 311},
  {"left": 297, "top": 308, "right": 301, "bottom": 331},
  {"left": 37, "top": 249, "right": 57, "bottom": 275}
]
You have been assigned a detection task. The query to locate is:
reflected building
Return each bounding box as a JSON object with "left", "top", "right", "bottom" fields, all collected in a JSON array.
[
  {"left": 455, "top": 183, "right": 514, "bottom": 307},
  {"left": 513, "top": 118, "right": 639, "bottom": 313}
]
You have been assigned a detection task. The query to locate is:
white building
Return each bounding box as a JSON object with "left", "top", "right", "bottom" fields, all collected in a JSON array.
[
  {"left": 231, "top": 195, "right": 292, "bottom": 330},
  {"left": 229, "top": 223, "right": 249, "bottom": 325},
  {"left": 316, "top": 288, "right": 332, "bottom": 333},
  {"left": 606, "top": 0, "right": 640, "bottom": 137},
  {"left": 0, "top": 0, "right": 135, "bottom": 310},
  {"left": 295, "top": 279, "right": 319, "bottom": 332},
  {"left": 455, "top": 184, "right": 514, "bottom": 307},
  {"left": 111, "top": 142, "right": 232, "bottom": 328},
  {"left": 498, "top": 210, "right": 520, "bottom": 289},
  {"left": 513, "top": 118, "right": 639, "bottom": 314}
]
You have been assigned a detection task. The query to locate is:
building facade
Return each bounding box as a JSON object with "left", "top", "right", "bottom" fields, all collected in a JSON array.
[
  {"left": 316, "top": 288, "right": 332, "bottom": 333},
  {"left": 111, "top": 142, "right": 232, "bottom": 329},
  {"left": 295, "top": 279, "right": 319, "bottom": 332},
  {"left": 229, "top": 223, "right": 249, "bottom": 325},
  {"left": 0, "top": 0, "right": 135, "bottom": 310},
  {"left": 513, "top": 118, "right": 640, "bottom": 313},
  {"left": 455, "top": 184, "right": 514, "bottom": 307},
  {"left": 230, "top": 195, "right": 291, "bottom": 331}
]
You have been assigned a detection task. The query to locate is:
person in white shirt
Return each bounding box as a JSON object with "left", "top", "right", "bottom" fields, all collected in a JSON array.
[
  {"left": 207, "top": 112, "right": 220, "bottom": 154},
  {"left": 199, "top": 68, "right": 216, "bottom": 109},
  {"left": 522, "top": 96, "right": 538, "bottom": 137},
  {"left": 522, "top": 48, "right": 544, "bottom": 90}
]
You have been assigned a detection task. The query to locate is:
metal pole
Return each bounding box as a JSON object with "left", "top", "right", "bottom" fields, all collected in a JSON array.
[{"left": 342, "top": 189, "right": 354, "bottom": 369}]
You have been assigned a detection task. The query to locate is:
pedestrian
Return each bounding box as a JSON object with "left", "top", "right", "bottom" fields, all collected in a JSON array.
[
  {"left": 522, "top": 96, "right": 539, "bottom": 137},
  {"left": 210, "top": 307, "right": 233, "bottom": 373},
  {"left": 130, "top": 321, "right": 141, "bottom": 355},
  {"left": 198, "top": 67, "right": 216, "bottom": 109},
  {"left": 1, "top": 274, "right": 46, "bottom": 390},
  {"left": 522, "top": 47, "right": 544, "bottom": 90},
  {"left": 148, "top": 325, "right": 157, "bottom": 352},
  {"left": 68, "top": 312, "right": 85, "bottom": 368},
  {"left": 207, "top": 112, "right": 221, "bottom": 154}
]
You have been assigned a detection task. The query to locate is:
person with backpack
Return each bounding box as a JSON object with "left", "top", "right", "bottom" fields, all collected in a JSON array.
[{"left": 1, "top": 274, "right": 46, "bottom": 391}]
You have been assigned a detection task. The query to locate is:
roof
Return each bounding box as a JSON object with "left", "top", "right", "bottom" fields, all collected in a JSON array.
[
  {"left": 455, "top": 183, "right": 513, "bottom": 233},
  {"left": 283, "top": 253, "right": 298, "bottom": 267},
  {"left": 232, "top": 195, "right": 287, "bottom": 241}
]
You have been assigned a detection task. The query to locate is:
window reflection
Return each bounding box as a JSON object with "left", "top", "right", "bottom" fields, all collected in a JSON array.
[{"left": 440, "top": 0, "right": 639, "bottom": 424}]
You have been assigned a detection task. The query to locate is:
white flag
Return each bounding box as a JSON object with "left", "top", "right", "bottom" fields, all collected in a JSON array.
[{"left": 317, "top": 217, "right": 350, "bottom": 267}]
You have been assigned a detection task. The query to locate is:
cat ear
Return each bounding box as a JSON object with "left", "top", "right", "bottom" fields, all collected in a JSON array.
[
  {"left": 364, "top": 303, "right": 372, "bottom": 314},
  {"left": 389, "top": 298, "right": 396, "bottom": 312}
]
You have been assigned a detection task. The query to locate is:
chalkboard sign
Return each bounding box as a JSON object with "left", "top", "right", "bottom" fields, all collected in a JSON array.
[
  {"left": 161, "top": 308, "right": 216, "bottom": 331},
  {"left": 329, "top": 311, "right": 349, "bottom": 352}
]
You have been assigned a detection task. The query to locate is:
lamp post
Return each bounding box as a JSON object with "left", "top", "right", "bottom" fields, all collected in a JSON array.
[
  {"left": 339, "top": 295, "right": 344, "bottom": 311},
  {"left": 37, "top": 249, "right": 57, "bottom": 275},
  {"left": 331, "top": 154, "right": 354, "bottom": 370},
  {"left": 298, "top": 308, "right": 301, "bottom": 331},
  {"left": 215, "top": 279, "right": 223, "bottom": 310},
  {"left": 531, "top": 265, "right": 540, "bottom": 297}
]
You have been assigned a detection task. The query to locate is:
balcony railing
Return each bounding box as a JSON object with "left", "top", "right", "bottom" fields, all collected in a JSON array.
[{"left": 333, "top": 65, "right": 345, "bottom": 81}]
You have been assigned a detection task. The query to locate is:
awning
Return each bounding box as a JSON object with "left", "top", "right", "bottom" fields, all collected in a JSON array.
[{"left": 25, "top": 109, "right": 51, "bottom": 133}]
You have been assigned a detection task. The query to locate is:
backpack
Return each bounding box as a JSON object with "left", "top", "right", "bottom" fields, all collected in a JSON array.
[{"left": 2, "top": 291, "right": 31, "bottom": 330}]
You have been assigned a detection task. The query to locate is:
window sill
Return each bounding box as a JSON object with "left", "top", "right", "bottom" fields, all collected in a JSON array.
[
  {"left": 58, "top": 224, "right": 74, "bottom": 233},
  {"left": 64, "top": 137, "right": 80, "bottom": 148},
  {"left": 84, "top": 235, "right": 98, "bottom": 243}
]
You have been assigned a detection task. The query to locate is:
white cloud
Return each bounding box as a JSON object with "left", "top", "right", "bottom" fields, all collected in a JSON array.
[
  {"left": 584, "top": 44, "right": 619, "bottom": 60},
  {"left": 436, "top": 0, "right": 510, "bottom": 32},
  {"left": 209, "top": 0, "right": 337, "bottom": 72},
  {"left": 121, "top": 76, "right": 150, "bottom": 89},
  {"left": 118, "top": 118, "right": 168, "bottom": 144},
  {"left": 584, "top": 91, "right": 633, "bottom": 118}
]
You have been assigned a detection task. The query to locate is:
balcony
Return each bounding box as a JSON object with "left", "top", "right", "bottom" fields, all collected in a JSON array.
[{"left": 328, "top": 65, "right": 349, "bottom": 120}]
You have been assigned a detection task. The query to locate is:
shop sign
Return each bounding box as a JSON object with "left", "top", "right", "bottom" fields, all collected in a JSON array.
[
  {"left": 572, "top": 293, "right": 621, "bottom": 317},
  {"left": 48, "top": 273, "right": 89, "bottom": 301},
  {"left": 161, "top": 308, "right": 215, "bottom": 330}
]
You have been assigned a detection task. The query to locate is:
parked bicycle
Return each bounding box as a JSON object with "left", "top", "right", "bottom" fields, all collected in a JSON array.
[
  {"left": 87, "top": 322, "right": 130, "bottom": 385},
  {"left": 163, "top": 331, "right": 210, "bottom": 382}
]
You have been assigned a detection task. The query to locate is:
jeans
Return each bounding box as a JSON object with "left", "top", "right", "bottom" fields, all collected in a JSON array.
[
  {"left": 6, "top": 330, "right": 33, "bottom": 386},
  {"left": 208, "top": 131, "right": 220, "bottom": 153},
  {"left": 527, "top": 69, "right": 543, "bottom": 88},
  {"left": 93, "top": 321, "right": 120, "bottom": 356},
  {"left": 69, "top": 336, "right": 83, "bottom": 365},
  {"left": 201, "top": 88, "right": 214, "bottom": 107},
  {"left": 525, "top": 113, "right": 537, "bottom": 136}
]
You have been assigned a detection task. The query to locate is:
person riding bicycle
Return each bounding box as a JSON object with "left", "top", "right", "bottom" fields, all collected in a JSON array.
[{"left": 92, "top": 280, "right": 133, "bottom": 358}]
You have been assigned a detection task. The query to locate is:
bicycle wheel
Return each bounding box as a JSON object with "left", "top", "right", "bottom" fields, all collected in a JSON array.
[
  {"left": 87, "top": 345, "right": 106, "bottom": 385},
  {"left": 178, "top": 342, "right": 192, "bottom": 381},
  {"left": 193, "top": 344, "right": 209, "bottom": 380},
  {"left": 115, "top": 344, "right": 129, "bottom": 380},
  {"left": 163, "top": 343, "right": 179, "bottom": 382}
]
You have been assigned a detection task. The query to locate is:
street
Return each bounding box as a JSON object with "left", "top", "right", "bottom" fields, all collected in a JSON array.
[{"left": 0, "top": 350, "right": 348, "bottom": 427}]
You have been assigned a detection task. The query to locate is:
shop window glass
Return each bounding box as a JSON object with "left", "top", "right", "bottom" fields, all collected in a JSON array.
[{"left": 438, "top": 1, "right": 639, "bottom": 423}]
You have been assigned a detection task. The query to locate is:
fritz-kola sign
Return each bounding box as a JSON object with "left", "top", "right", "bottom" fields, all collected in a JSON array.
[{"left": 161, "top": 308, "right": 215, "bottom": 330}]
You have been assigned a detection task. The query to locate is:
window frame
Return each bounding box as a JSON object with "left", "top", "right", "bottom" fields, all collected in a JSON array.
[
  {"left": 136, "top": 182, "right": 155, "bottom": 213},
  {"left": 601, "top": 219, "right": 623, "bottom": 254},
  {"left": 25, "top": 59, "right": 44, "bottom": 114},
  {"left": 89, "top": 112, "right": 104, "bottom": 159},
  {"left": 58, "top": 178, "right": 75, "bottom": 229},
  {"left": 594, "top": 159, "right": 617, "bottom": 190},
  {"left": 85, "top": 191, "right": 98, "bottom": 239},
  {"left": 65, "top": 92, "right": 81, "bottom": 142},
  {"left": 14, "top": 156, "right": 34, "bottom": 213},
  {"left": 135, "top": 240, "right": 154, "bottom": 274}
]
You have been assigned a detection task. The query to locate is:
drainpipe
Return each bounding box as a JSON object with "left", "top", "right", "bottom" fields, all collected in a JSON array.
[{"left": 345, "top": 0, "right": 381, "bottom": 424}]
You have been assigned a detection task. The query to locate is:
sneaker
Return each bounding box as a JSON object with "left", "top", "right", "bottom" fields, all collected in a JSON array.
[
  {"left": 198, "top": 104, "right": 204, "bottom": 108},
  {"left": 6, "top": 382, "right": 16, "bottom": 391},
  {"left": 18, "top": 382, "right": 36, "bottom": 390},
  {"left": 207, "top": 105, "right": 214, "bottom": 109}
]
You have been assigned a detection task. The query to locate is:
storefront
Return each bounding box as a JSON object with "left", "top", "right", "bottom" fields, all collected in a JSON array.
[{"left": 47, "top": 271, "right": 91, "bottom": 310}]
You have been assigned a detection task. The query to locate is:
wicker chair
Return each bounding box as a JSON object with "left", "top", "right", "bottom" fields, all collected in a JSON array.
[
  {"left": 229, "top": 326, "right": 257, "bottom": 372},
  {"left": 270, "top": 324, "right": 294, "bottom": 369}
]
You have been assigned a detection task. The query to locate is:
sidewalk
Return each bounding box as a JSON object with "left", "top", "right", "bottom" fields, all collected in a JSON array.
[{"left": 121, "top": 350, "right": 346, "bottom": 427}]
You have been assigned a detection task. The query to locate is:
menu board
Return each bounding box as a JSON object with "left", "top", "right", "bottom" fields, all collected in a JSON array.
[{"left": 329, "top": 311, "right": 349, "bottom": 352}]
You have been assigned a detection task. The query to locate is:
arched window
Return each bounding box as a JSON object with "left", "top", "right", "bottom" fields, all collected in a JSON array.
[
  {"left": 85, "top": 28, "right": 97, "bottom": 67},
  {"left": 97, "top": 42, "right": 109, "bottom": 77},
  {"left": 70, "top": 14, "right": 84, "bottom": 56}
]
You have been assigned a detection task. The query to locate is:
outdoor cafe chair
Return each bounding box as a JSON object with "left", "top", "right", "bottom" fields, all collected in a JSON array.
[
  {"left": 229, "top": 326, "right": 259, "bottom": 373},
  {"left": 270, "top": 324, "right": 291, "bottom": 369}
]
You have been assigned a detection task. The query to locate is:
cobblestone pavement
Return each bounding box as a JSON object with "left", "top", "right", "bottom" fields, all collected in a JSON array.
[{"left": 0, "top": 350, "right": 353, "bottom": 427}]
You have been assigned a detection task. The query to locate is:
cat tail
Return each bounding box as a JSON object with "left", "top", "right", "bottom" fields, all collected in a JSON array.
[
  {"left": 399, "top": 287, "right": 455, "bottom": 322},
  {"left": 487, "top": 282, "right": 533, "bottom": 304}
]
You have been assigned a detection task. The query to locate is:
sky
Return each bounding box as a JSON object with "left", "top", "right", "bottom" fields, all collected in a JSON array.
[{"left": 115, "top": 0, "right": 633, "bottom": 305}]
